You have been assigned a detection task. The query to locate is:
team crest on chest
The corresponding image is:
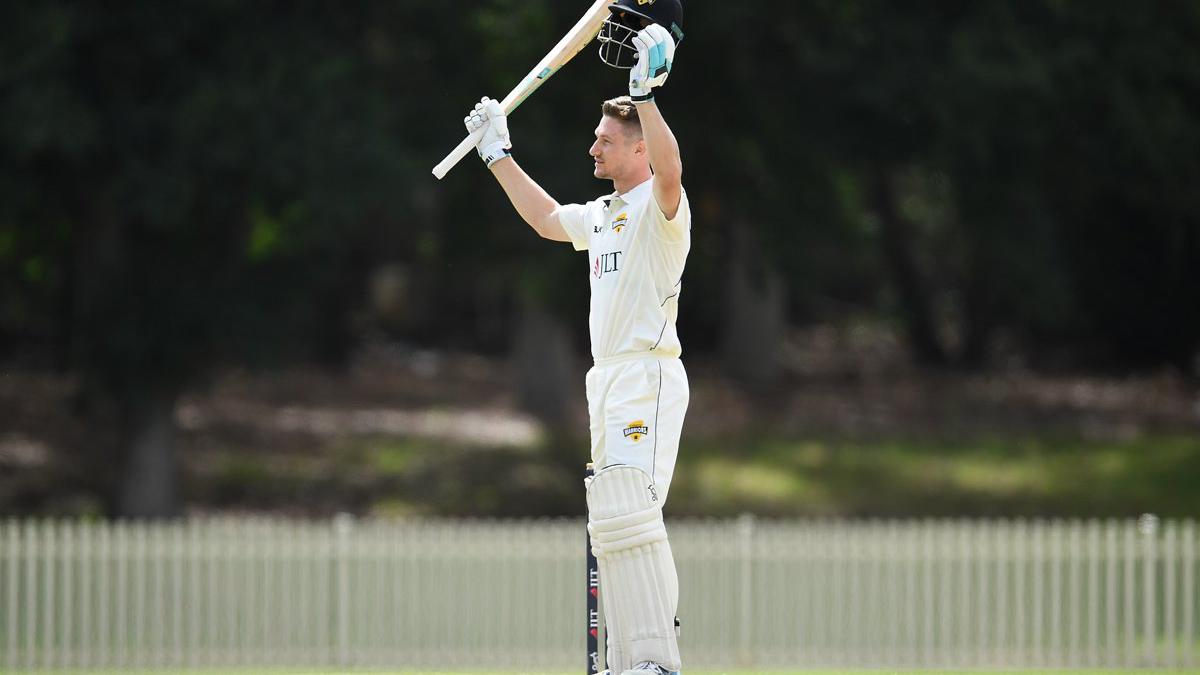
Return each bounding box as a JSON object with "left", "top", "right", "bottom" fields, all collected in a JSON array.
[
  {"left": 623, "top": 419, "right": 649, "bottom": 442},
  {"left": 611, "top": 212, "right": 629, "bottom": 233}
]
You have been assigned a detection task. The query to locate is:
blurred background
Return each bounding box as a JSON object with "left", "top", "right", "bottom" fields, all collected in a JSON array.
[
  {"left": 3, "top": 0, "right": 1198, "bottom": 522},
  {"left": 1, "top": 1, "right": 1199, "bottom": 671}
]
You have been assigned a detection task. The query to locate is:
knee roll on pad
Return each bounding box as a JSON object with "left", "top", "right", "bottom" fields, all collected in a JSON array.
[{"left": 587, "top": 465, "right": 681, "bottom": 673}]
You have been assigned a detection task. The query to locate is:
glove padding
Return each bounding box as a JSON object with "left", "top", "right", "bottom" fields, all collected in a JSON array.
[
  {"left": 464, "top": 97, "right": 511, "bottom": 168},
  {"left": 629, "top": 24, "right": 675, "bottom": 102}
]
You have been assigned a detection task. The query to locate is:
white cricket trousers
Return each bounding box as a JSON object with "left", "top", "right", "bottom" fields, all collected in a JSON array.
[{"left": 586, "top": 353, "right": 689, "bottom": 503}]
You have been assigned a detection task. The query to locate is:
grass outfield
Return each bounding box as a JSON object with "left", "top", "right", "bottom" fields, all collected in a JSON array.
[{"left": 40, "top": 670, "right": 1200, "bottom": 675}]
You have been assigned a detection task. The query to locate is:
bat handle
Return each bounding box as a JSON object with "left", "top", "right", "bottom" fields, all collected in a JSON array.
[{"left": 432, "top": 128, "right": 485, "bottom": 180}]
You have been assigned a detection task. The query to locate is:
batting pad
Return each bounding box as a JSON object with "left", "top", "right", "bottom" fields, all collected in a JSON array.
[{"left": 587, "top": 465, "right": 681, "bottom": 673}]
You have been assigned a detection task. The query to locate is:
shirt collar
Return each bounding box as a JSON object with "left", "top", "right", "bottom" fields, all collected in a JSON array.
[{"left": 608, "top": 177, "right": 654, "bottom": 206}]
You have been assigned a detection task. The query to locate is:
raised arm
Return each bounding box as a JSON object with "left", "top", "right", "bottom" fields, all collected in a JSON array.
[
  {"left": 490, "top": 158, "right": 572, "bottom": 242},
  {"left": 634, "top": 101, "right": 682, "bottom": 220},
  {"left": 465, "top": 97, "right": 571, "bottom": 242},
  {"left": 629, "top": 25, "right": 683, "bottom": 221}
]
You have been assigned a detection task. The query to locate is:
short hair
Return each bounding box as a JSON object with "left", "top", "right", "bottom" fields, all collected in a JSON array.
[{"left": 601, "top": 96, "right": 643, "bottom": 139}]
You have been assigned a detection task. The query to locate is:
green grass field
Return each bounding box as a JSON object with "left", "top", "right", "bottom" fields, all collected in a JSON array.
[
  {"left": 38, "top": 670, "right": 1200, "bottom": 675},
  {"left": 35, "top": 662, "right": 1200, "bottom": 667}
]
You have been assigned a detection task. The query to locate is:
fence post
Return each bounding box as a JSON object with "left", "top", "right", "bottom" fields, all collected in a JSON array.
[
  {"left": 991, "top": 521, "right": 1006, "bottom": 669},
  {"left": 1123, "top": 521, "right": 1136, "bottom": 668},
  {"left": 5, "top": 519, "right": 18, "bottom": 672},
  {"left": 24, "top": 519, "right": 38, "bottom": 671},
  {"left": 98, "top": 521, "right": 111, "bottom": 669},
  {"left": 1105, "top": 519, "right": 1118, "bottom": 667},
  {"left": 171, "top": 521, "right": 183, "bottom": 669},
  {"left": 737, "top": 513, "right": 754, "bottom": 666},
  {"left": 1086, "top": 520, "right": 1099, "bottom": 667},
  {"left": 1048, "top": 519, "right": 1062, "bottom": 667},
  {"left": 134, "top": 521, "right": 148, "bottom": 670},
  {"left": 42, "top": 519, "right": 56, "bottom": 671},
  {"left": 79, "top": 521, "right": 92, "bottom": 670},
  {"left": 1184, "top": 520, "right": 1196, "bottom": 668},
  {"left": 1140, "top": 513, "right": 1159, "bottom": 667},
  {"left": 1067, "top": 520, "right": 1081, "bottom": 667},
  {"left": 957, "top": 521, "right": 970, "bottom": 667},
  {"left": 1013, "top": 519, "right": 1026, "bottom": 668},
  {"left": 334, "top": 513, "right": 353, "bottom": 668},
  {"left": 1164, "top": 519, "right": 1177, "bottom": 668},
  {"left": 61, "top": 520, "right": 75, "bottom": 671}
]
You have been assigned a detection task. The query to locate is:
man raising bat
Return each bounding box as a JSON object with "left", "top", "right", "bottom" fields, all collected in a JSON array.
[{"left": 465, "top": 2, "right": 688, "bottom": 674}]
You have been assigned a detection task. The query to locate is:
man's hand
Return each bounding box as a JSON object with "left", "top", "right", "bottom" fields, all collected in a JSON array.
[
  {"left": 464, "top": 97, "right": 512, "bottom": 168},
  {"left": 628, "top": 24, "right": 676, "bottom": 102}
]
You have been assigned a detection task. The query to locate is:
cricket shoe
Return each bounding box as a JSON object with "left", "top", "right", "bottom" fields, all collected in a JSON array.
[{"left": 621, "top": 662, "right": 680, "bottom": 675}]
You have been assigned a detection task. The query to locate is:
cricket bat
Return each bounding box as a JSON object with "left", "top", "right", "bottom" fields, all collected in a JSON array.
[{"left": 431, "top": 0, "right": 613, "bottom": 180}]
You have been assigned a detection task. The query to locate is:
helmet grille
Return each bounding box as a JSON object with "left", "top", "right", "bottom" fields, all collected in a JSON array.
[{"left": 597, "top": 16, "right": 641, "bottom": 69}]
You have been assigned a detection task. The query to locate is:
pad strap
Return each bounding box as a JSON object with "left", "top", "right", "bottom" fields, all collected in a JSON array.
[{"left": 589, "top": 506, "right": 667, "bottom": 556}]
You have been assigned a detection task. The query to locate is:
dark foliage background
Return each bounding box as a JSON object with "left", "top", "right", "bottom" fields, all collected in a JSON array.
[{"left": 2, "top": 1, "right": 1197, "bottom": 517}]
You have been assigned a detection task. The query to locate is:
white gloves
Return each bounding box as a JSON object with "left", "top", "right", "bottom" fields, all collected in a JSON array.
[
  {"left": 464, "top": 97, "right": 511, "bottom": 168},
  {"left": 628, "top": 24, "right": 676, "bottom": 102}
]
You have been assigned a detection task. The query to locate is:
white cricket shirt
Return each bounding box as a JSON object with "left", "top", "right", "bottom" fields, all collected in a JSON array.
[{"left": 557, "top": 177, "right": 691, "bottom": 362}]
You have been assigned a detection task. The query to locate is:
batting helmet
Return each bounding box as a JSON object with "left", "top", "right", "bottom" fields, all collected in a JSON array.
[{"left": 598, "top": 0, "right": 684, "bottom": 69}]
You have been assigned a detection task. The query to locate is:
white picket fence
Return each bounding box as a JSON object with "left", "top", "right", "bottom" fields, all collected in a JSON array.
[{"left": 0, "top": 516, "right": 1197, "bottom": 671}]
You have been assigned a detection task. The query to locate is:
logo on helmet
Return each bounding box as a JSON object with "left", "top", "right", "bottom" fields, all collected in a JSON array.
[{"left": 598, "top": 0, "right": 683, "bottom": 69}]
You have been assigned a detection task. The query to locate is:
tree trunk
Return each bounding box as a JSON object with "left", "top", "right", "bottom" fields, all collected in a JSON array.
[
  {"left": 721, "top": 221, "right": 785, "bottom": 385},
  {"left": 959, "top": 265, "right": 993, "bottom": 368},
  {"left": 511, "top": 302, "right": 580, "bottom": 434},
  {"left": 117, "top": 387, "right": 181, "bottom": 518},
  {"left": 873, "top": 165, "right": 949, "bottom": 366}
]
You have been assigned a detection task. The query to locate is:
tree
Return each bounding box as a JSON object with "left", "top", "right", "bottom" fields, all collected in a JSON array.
[{"left": 1, "top": 2, "right": 407, "bottom": 516}]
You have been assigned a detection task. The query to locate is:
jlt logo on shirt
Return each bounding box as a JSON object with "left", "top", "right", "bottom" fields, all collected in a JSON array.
[{"left": 593, "top": 251, "right": 622, "bottom": 279}]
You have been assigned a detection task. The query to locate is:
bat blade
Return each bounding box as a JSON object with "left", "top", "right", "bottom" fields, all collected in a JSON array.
[{"left": 432, "top": 0, "right": 612, "bottom": 180}]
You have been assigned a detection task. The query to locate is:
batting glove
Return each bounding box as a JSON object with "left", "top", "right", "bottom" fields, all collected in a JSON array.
[
  {"left": 628, "top": 24, "right": 675, "bottom": 102},
  {"left": 464, "top": 97, "right": 511, "bottom": 168}
]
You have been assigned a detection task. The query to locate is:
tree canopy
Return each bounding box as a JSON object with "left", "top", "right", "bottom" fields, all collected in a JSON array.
[{"left": 2, "top": 1, "right": 1198, "bottom": 515}]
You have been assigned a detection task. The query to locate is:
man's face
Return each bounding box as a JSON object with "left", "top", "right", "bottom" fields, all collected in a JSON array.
[{"left": 589, "top": 115, "right": 643, "bottom": 181}]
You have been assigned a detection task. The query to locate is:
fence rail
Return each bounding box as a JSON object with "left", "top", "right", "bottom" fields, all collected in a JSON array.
[{"left": 1, "top": 516, "right": 1197, "bottom": 671}]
